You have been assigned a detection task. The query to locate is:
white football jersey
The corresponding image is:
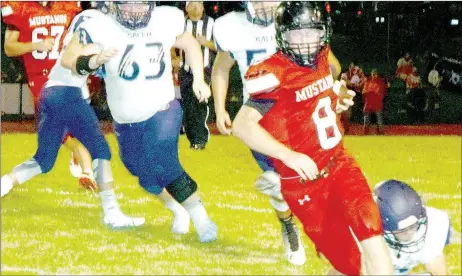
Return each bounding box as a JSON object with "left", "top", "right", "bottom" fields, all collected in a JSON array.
[
  {"left": 390, "top": 206, "right": 450, "bottom": 275},
  {"left": 213, "top": 12, "right": 277, "bottom": 102},
  {"left": 79, "top": 6, "right": 184, "bottom": 123},
  {"left": 47, "top": 9, "right": 107, "bottom": 99}
]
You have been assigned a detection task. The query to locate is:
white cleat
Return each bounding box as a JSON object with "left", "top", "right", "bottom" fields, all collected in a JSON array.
[
  {"left": 69, "top": 153, "right": 83, "bottom": 178},
  {"left": 103, "top": 211, "right": 145, "bottom": 230},
  {"left": 195, "top": 218, "right": 218, "bottom": 243},
  {"left": 1, "top": 175, "right": 14, "bottom": 197},
  {"left": 281, "top": 219, "right": 306, "bottom": 266},
  {"left": 171, "top": 209, "right": 190, "bottom": 234}
]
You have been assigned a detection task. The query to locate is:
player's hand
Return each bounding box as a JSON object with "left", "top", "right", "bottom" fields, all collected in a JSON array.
[
  {"left": 216, "top": 110, "right": 232, "bottom": 135},
  {"left": 196, "top": 35, "right": 208, "bottom": 46},
  {"left": 334, "top": 80, "right": 356, "bottom": 113},
  {"left": 192, "top": 80, "right": 211, "bottom": 103},
  {"left": 35, "top": 37, "right": 55, "bottom": 52},
  {"left": 336, "top": 90, "right": 356, "bottom": 113},
  {"left": 281, "top": 150, "right": 319, "bottom": 181},
  {"left": 91, "top": 48, "right": 118, "bottom": 69}
]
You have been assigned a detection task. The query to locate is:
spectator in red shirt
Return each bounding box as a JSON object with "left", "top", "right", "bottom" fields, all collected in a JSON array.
[
  {"left": 396, "top": 52, "right": 414, "bottom": 81},
  {"left": 362, "top": 69, "right": 387, "bottom": 135},
  {"left": 341, "top": 61, "right": 366, "bottom": 92},
  {"left": 340, "top": 62, "right": 365, "bottom": 133}
]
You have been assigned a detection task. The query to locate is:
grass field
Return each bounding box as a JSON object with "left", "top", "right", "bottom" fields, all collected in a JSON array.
[{"left": 1, "top": 134, "right": 461, "bottom": 275}]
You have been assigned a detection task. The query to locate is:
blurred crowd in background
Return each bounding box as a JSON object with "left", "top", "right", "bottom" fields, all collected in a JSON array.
[{"left": 1, "top": 1, "right": 461, "bottom": 129}]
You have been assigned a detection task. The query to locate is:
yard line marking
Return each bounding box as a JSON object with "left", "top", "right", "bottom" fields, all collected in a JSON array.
[
  {"left": 421, "top": 193, "right": 462, "bottom": 200},
  {"left": 1, "top": 265, "right": 53, "bottom": 275},
  {"left": 215, "top": 202, "right": 273, "bottom": 214},
  {"left": 451, "top": 229, "right": 461, "bottom": 245}
]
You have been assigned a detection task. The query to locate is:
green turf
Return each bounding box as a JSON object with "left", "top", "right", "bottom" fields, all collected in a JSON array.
[{"left": 1, "top": 134, "right": 461, "bottom": 275}]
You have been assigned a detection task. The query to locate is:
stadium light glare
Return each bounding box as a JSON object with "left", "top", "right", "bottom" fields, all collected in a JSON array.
[{"left": 450, "top": 19, "right": 459, "bottom": 26}]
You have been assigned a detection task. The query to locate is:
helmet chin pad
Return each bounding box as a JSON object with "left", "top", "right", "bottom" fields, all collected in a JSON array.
[
  {"left": 114, "top": 1, "right": 155, "bottom": 30},
  {"left": 245, "top": 2, "right": 278, "bottom": 27}
]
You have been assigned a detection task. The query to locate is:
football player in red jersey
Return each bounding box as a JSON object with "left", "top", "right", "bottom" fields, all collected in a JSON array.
[
  {"left": 2, "top": 1, "right": 96, "bottom": 190},
  {"left": 232, "top": 2, "right": 393, "bottom": 275}
]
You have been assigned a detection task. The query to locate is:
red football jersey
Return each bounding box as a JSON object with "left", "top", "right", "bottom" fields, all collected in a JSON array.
[
  {"left": 1, "top": 1, "right": 81, "bottom": 78},
  {"left": 244, "top": 47, "right": 345, "bottom": 178},
  {"left": 362, "top": 77, "right": 386, "bottom": 112}
]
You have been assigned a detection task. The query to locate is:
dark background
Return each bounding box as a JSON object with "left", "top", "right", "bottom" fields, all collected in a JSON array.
[{"left": 2, "top": 1, "right": 461, "bottom": 125}]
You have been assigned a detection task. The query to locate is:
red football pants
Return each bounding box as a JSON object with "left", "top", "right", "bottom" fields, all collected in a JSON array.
[{"left": 281, "top": 152, "right": 383, "bottom": 275}]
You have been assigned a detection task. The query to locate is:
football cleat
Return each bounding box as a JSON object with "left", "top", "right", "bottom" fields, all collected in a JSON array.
[
  {"left": 1, "top": 175, "right": 14, "bottom": 197},
  {"left": 78, "top": 173, "right": 98, "bottom": 192},
  {"left": 103, "top": 211, "right": 145, "bottom": 229},
  {"left": 171, "top": 209, "right": 190, "bottom": 234},
  {"left": 69, "top": 152, "right": 83, "bottom": 178},
  {"left": 281, "top": 217, "right": 306, "bottom": 266},
  {"left": 194, "top": 218, "right": 218, "bottom": 243},
  {"left": 190, "top": 143, "right": 206, "bottom": 150}
]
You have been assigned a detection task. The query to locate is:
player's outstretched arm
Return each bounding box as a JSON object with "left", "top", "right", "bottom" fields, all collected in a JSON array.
[
  {"left": 173, "top": 32, "right": 210, "bottom": 102},
  {"left": 424, "top": 254, "right": 447, "bottom": 275},
  {"left": 211, "top": 50, "right": 235, "bottom": 135},
  {"left": 61, "top": 34, "right": 116, "bottom": 76},
  {"left": 232, "top": 105, "right": 319, "bottom": 181},
  {"left": 4, "top": 27, "right": 54, "bottom": 57}
]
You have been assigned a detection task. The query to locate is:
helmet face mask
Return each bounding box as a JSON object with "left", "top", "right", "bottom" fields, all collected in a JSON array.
[
  {"left": 245, "top": 2, "right": 279, "bottom": 27},
  {"left": 374, "top": 180, "right": 428, "bottom": 254},
  {"left": 114, "top": 1, "right": 155, "bottom": 30},
  {"left": 275, "top": 2, "right": 327, "bottom": 67},
  {"left": 384, "top": 216, "right": 428, "bottom": 253}
]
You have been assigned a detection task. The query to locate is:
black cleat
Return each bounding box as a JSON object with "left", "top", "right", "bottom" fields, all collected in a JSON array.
[{"left": 190, "top": 143, "right": 206, "bottom": 150}]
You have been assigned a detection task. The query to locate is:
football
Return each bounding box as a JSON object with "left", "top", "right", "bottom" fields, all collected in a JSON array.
[{"left": 338, "top": 81, "right": 355, "bottom": 101}]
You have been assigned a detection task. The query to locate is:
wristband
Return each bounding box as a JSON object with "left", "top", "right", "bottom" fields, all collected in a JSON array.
[{"left": 76, "top": 55, "right": 97, "bottom": 75}]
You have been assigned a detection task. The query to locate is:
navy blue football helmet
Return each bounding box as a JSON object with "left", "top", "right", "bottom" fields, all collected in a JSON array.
[
  {"left": 94, "top": 1, "right": 111, "bottom": 14},
  {"left": 374, "top": 180, "right": 427, "bottom": 254},
  {"left": 243, "top": 1, "right": 279, "bottom": 27},
  {"left": 275, "top": 1, "right": 328, "bottom": 67},
  {"left": 114, "top": 1, "right": 155, "bottom": 30}
]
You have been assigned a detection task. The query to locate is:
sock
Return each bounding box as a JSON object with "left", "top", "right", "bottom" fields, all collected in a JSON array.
[
  {"left": 181, "top": 194, "right": 208, "bottom": 226},
  {"left": 99, "top": 189, "right": 120, "bottom": 215},
  {"left": 1, "top": 175, "right": 14, "bottom": 197},
  {"left": 12, "top": 159, "right": 42, "bottom": 185},
  {"left": 280, "top": 214, "right": 294, "bottom": 225},
  {"left": 164, "top": 197, "right": 187, "bottom": 216}
]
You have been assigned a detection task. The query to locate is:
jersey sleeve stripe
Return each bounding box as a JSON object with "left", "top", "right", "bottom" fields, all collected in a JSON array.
[
  {"left": 1, "top": 6, "right": 13, "bottom": 16},
  {"left": 244, "top": 73, "right": 280, "bottom": 95}
]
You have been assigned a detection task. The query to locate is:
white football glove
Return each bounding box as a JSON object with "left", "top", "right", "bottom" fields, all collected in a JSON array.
[{"left": 336, "top": 89, "right": 356, "bottom": 114}]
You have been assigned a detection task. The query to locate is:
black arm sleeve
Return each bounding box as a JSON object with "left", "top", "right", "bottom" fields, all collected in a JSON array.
[{"left": 244, "top": 97, "right": 276, "bottom": 116}]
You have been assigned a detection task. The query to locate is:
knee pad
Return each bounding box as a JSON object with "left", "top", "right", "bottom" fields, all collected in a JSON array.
[
  {"left": 12, "top": 158, "right": 43, "bottom": 184},
  {"left": 269, "top": 197, "right": 290, "bottom": 212},
  {"left": 254, "top": 171, "right": 283, "bottom": 200},
  {"left": 165, "top": 173, "right": 198, "bottom": 203},
  {"left": 92, "top": 159, "right": 113, "bottom": 185}
]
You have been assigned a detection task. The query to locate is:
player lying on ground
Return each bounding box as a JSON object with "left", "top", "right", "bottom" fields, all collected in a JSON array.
[
  {"left": 374, "top": 180, "right": 452, "bottom": 275},
  {"left": 232, "top": 2, "right": 393, "bottom": 274}
]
